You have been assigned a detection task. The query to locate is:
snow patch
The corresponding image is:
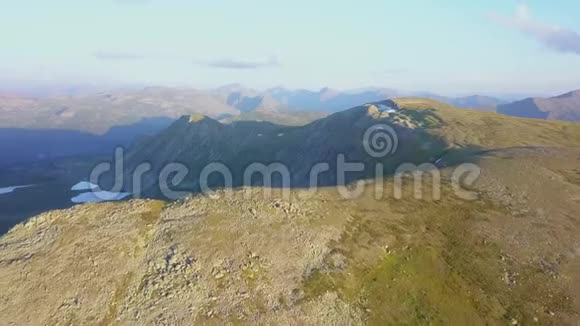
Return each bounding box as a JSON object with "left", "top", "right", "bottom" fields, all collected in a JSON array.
[
  {"left": 71, "top": 191, "right": 131, "bottom": 204},
  {"left": 376, "top": 104, "right": 396, "bottom": 113},
  {"left": 71, "top": 181, "right": 99, "bottom": 191}
]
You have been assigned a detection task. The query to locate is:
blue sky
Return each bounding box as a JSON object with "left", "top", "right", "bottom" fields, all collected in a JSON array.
[{"left": 1, "top": 0, "right": 579, "bottom": 96}]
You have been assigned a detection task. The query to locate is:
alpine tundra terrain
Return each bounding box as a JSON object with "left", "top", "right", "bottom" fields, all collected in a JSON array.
[{"left": 1, "top": 99, "right": 580, "bottom": 324}]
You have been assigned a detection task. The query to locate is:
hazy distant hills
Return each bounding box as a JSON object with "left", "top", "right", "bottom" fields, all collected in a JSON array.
[
  {"left": 445, "top": 95, "right": 506, "bottom": 110},
  {"left": 7, "top": 84, "right": 577, "bottom": 137},
  {"left": 259, "top": 87, "right": 518, "bottom": 112},
  {"left": 0, "top": 81, "right": 124, "bottom": 98},
  {"left": 213, "top": 84, "right": 508, "bottom": 114},
  {"left": 0, "top": 87, "right": 239, "bottom": 134},
  {"left": 261, "top": 87, "right": 400, "bottom": 111},
  {"left": 0, "top": 84, "right": 513, "bottom": 136},
  {"left": 496, "top": 89, "right": 580, "bottom": 122}
]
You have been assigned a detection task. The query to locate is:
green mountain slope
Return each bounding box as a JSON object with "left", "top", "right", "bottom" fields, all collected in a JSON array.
[{"left": 119, "top": 98, "right": 580, "bottom": 196}]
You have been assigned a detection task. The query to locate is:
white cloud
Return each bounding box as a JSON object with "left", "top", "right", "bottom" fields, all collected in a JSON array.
[
  {"left": 205, "top": 56, "right": 281, "bottom": 69},
  {"left": 491, "top": 4, "right": 580, "bottom": 55}
]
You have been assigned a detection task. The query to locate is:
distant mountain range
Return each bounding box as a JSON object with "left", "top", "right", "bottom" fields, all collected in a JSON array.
[
  {"left": 495, "top": 90, "right": 580, "bottom": 122},
  {"left": 4, "top": 84, "right": 578, "bottom": 137},
  {"left": 1, "top": 85, "right": 578, "bottom": 166},
  {"left": 210, "top": 86, "right": 580, "bottom": 125},
  {"left": 212, "top": 85, "right": 508, "bottom": 114},
  {"left": 0, "top": 84, "right": 509, "bottom": 139},
  {"left": 443, "top": 95, "right": 506, "bottom": 111},
  {"left": 0, "top": 87, "right": 239, "bottom": 134}
]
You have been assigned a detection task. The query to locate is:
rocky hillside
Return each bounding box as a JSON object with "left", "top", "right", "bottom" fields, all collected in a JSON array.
[{"left": 1, "top": 145, "right": 580, "bottom": 324}]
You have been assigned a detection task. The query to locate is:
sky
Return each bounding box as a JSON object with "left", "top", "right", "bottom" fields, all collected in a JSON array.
[{"left": 1, "top": 0, "right": 579, "bottom": 96}]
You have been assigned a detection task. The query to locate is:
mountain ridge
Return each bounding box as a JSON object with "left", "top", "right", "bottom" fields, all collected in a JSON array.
[
  {"left": 110, "top": 97, "right": 580, "bottom": 199},
  {"left": 496, "top": 89, "right": 580, "bottom": 122}
]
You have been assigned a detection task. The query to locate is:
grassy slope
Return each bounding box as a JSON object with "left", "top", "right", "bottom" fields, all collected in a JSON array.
[
  {"left": 296, "top": 100, "right": 580, "bottom": 325},
  {"left": 223, "top": 109, "right": 328, "bottom": 126},
  {"left": 291, "top": 99, "right": 580, "bottom": 324},
  {"left": 393, "top": 98, "right": 580, "bottom": 149},
  {"left": 303, "top": 183, "right": 576, "bottom": 325}
]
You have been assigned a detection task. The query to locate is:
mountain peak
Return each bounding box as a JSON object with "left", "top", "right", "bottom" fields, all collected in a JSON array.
[
  {"left": 363, "top": 100, "right": 398, "bottom": 116},
  {"left": 188, "top": 114, "right": 208, "bottom": 123},
  {"left": 496, "top": 89, "right": 580, "bottom": 122},
  {"left": 174, "top": 114, "right": 221, "bottom": 127},
  {"left": 553, "top": 89, "right": 580, "bottom": 99}
]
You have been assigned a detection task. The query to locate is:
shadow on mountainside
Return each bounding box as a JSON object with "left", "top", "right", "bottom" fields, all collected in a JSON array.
[
  {"left": 0, "top": 117, "right": 174, "bottom": 167},
  {"left": 91, "top": 102, "right": 490, "bottom": 200},
  {"left": 0, "top": 117, "right": 175, "bottom": 235}
]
